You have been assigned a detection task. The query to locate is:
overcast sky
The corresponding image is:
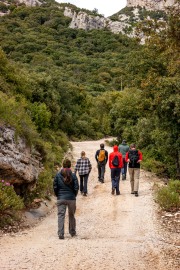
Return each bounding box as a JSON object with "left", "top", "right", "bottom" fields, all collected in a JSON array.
[{"left": 56, "top": 0, "right": 127, "bottom": 17}]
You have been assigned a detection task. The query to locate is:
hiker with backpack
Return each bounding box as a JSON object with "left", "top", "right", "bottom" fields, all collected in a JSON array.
[
  {"left": 74, "top": 151, "right": 92, "bottom": 196},
  {"left": 95, "top": 143, "right": 108, "bottom": 183},
  {"left": 118, "top": 139, "right": 129, "bottom": 180},
  {"left": 125, "top": 143, "right": 143, "bottom": 197},
  {"left": 109, "top": 145, "right": 123, "bottom": 195},
  {"left": 53, "top": 159, "right": 79, "bottom": 239}
]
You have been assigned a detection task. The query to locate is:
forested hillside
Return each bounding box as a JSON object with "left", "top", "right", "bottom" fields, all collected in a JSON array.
[{"left": 0, "top": 0, "right": 179, "bottom": 188}]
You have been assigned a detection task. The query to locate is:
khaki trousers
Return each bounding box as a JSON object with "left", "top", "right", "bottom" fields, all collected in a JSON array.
[{"left": 128, "top": 168, "right": 140, "bottom": 192}]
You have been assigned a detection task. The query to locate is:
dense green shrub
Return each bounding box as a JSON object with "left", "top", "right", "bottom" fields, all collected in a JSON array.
[
  {"left": 0, "top": 180, "right": 24, "bottom": 214},
  {"left": 155, "top": 180, "right": 180, "bottom": 211}
]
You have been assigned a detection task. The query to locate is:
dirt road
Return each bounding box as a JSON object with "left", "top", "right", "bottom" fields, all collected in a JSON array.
[{"left": 0, "top": 139, "right": 179, "bottom": 270}]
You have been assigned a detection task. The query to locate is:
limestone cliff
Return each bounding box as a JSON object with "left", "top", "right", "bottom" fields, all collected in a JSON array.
[
  {"left": 64, "top": 7, "right": 128, "bottom": 35},
  {"left": 17, "top": 0, "right": 43, "bottom": 6},
  {"left": 0, "top": 126, "right": 43, "bottom": 192},
  {"left": 127, "top": 0, "right": 176, "bottom": 10}
]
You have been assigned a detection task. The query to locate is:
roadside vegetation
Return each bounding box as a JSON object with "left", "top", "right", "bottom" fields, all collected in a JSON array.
[{"left": 0, "top": 0, "right": 179, "bottom": 225}]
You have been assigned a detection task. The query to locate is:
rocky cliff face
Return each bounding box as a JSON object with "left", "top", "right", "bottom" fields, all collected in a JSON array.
[
  {"left": 0, "top": 126, "right": 42, "bottom": 192},
  {"left": 18, "top": 0, "right": 43, "bottom": 6},
  {"left": 64, "top": 7, "right": 128, "bottom": 34},
  {"left": 127, "top": 0, "right": 175, "bottom": 10}
]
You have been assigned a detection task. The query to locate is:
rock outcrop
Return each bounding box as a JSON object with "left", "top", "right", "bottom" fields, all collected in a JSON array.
[
  {"left": 0, "top": 126, "right": 42, "bottom": 192},
  {"left": 127, "top": 0, "right": 176, "bottom": 10},
  {"left": 18, "top": 0, "right": 43, "bottom": 6},
  {"left": 64, "top": 7, "right": 127, "bottom": 34}
]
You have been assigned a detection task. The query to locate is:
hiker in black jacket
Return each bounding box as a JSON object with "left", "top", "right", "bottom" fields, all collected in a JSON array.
[
  {"left": 95, "top": 143, "right": 108, "bottom": 183},
  {"left": 53, "top": 159, "right": 79, "bottom": 239}
]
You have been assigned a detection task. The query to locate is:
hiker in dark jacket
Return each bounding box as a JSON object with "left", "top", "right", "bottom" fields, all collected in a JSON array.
[
  {"left": 109, "top": 145, "right": 123, "bottom": 195},
  {"left": 125, "top": 143, "right": 143, "bottom": 197},
  {"left": 53, "top": 159, "right": 79, "bottom": 239},
  {"left": 118, "top": 139, "right": 129, "bottom": 180},
  {"left": 95, "top": 143, "right": 108, "bottom": 183},
  {"left": 74, "top": 151, "right": 92, "bottom": 196}
]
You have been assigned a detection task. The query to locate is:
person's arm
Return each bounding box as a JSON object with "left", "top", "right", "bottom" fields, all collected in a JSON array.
[
  {"left": 73, "top": 174, "right": 79, "bottom": 196},
  {"left": 88, "top": 159, "right": 92, "bottom": 173},
  {"left": 109, "top": 154, "right": 112, "bottom": 168},
  {"left": 95, "top": 150, "right": 99, "bottom": 162},
  {"left": 125, "top": 152, "right": 129, "bottom": 162},
  {"left": 74, "top": 159, "right": 80, "bottom": 174},
  {"left": 120, "top": 154, "right": 123, "bottom": 168},
  {"left": 53, "top": 174, "right": 59, "bottom": 197},
  {"left": 105, "top": 150, "right": 108, "bottom": 163},
  {"left": 138, "top": 151, "right": 143, "bottom": 162}
]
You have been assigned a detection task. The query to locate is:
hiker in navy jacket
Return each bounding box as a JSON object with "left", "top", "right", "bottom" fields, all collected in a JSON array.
[
  {"left": 125, "top": 143, "right": 143, "bottom": 197},
  {"left": 53, "top": 159, "right": 79, "bottom": 239}
]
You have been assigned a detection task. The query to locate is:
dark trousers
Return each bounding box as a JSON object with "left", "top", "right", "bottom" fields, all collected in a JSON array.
[
  {"left": 57, "top": 199, "right": 76, "bottom": 236},
  {"left": 80, "top": 174, "right": 89, "bottom": 194},
  {"left": 122, "top": 158, "right": 128, "bottom": 177},
  {"left": 111, "top": 168, "right": 121, "bottom": 193},
  {"left": 97, "top": 161, "right": 106, "bottom": 181}
]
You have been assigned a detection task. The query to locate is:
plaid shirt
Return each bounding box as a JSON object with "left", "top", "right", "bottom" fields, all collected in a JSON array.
[{"left": 74, "top": 157, "right": 92, "bottom": 175}]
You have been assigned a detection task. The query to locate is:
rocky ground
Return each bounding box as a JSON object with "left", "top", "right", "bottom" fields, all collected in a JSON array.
[{"left": 0, "top": 138, "right": 179, "bottom": 270}]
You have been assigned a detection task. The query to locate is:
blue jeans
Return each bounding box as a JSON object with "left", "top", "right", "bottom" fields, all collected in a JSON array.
[
  {"left": 111, "top": 168, "right": 121, "bottom": 193},
  {"left": 80, "top": 174, "right": 89, "bottom": 194}
]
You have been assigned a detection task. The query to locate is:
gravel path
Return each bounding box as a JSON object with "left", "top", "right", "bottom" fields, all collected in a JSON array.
[{"left": 0, "top": 139, "right": 179, "bottom": 270}]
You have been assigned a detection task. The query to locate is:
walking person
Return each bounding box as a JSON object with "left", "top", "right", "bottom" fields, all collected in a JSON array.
[
  {"left": 53, "top": 159, "right": 79, "bottom": 239},
  {"left": 125, "top": 143, "right": 143, "bottom": 197},
  {"left": 95, "top": 143, "right": 108, "bottom": 183},
  {"left": 109, "top": 145, "right": 123, "bottom": 195},
  {"left": 118, "top": 139, "right": 129, "bottom": 180},
  {"left": 74, "top": 151, "right": 92, "bottom": 196}
]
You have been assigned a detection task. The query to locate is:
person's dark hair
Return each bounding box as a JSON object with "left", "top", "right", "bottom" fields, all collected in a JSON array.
[
  {"left": 100, "top": 143, "right": 104, "bottom": 149},
  {"left": 63, "top": 159, "right": 71, "bottom": 168},
  {"left": 61, "top": 159, "right": 73, "bottom": 186},
  {"left": 122, "top": 139, "right": 126, "bottom": 143}
]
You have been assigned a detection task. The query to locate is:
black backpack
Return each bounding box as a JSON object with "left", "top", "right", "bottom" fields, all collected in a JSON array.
[
  {"left": 128, "top": 150, "right": 139, "bottom": 167},
  {"left": 112, "top": 155, "right": 119, "bottom": 167}
]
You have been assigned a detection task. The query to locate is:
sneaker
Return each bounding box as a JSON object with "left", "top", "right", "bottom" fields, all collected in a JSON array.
[
  {"left": 59, "top": 235, "right": 64, "bottom": 239},
  {"left": 111, "top": 188, "right": 115, "bottom": 195},
  {"left": 134, "top": 191, "right": 138, "bottom": 197}
]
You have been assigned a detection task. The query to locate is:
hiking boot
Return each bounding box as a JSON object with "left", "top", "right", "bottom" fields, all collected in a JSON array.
[
  {"left": 131, "top": 191, "right": 135, "bottom": 194},
  {"left": 83, "top": 193, "right": 87, "bottom": 196},
  {"left": 70, "top": 233, "right": 76, "bottom": 237},
  {"left": 116, "top": 191, "right": 120, "bottom": 195},
  {"left": 111, "top": 188, "right": 115, "bottom": 195},
  {"left": 59, "top": 235, "right": 64, "bottom": 239},
  {"left": 134, "top": 191, "right": 138, "bottom": 197},
  {"left": 122, "top": 174, "right": 126, "bottom": 180}
]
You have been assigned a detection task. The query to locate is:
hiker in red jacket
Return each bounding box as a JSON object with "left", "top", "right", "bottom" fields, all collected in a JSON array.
[{"left": 109, "top": 145, "right": 123, "bottom": 195}]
